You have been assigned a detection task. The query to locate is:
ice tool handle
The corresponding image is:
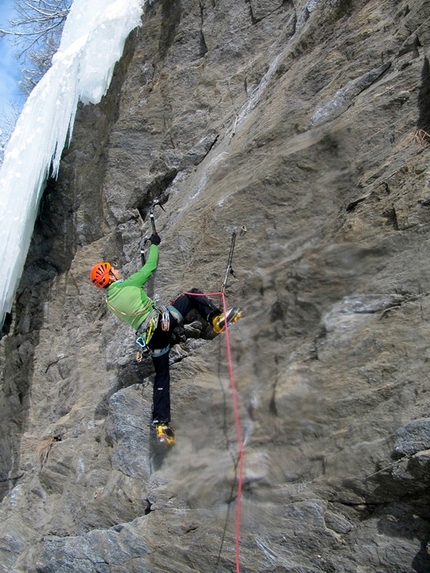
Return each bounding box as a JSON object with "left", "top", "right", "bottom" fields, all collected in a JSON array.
[
  {"left": 149, "top": 199, "right": 165, "bottom": 234},
  {"left": 141, "top": 200, "right": 166, "bottom": 264}
]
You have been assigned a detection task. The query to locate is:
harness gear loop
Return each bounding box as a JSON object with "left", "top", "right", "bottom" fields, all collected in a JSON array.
[
  {"left": 134, "top": 308, "right": 159, "bottom": 361},
  {"left": 134, "top": 305, "right": 171, "bottom": 361},
  {"left": 135, "top": 316, "right": 158, "bottom": 362},
  {"left": 167, "top": 305, "right": 184, "bottom": 325}
]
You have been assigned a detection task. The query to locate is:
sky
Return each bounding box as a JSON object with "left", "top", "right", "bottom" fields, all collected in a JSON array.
[{"left": 0, "top": 0, "right": 26, "bottom": 122}]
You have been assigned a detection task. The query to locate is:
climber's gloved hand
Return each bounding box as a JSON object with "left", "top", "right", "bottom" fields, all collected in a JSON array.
[{"left": 150, "top": 233, "right": 161, "bottom": 246}]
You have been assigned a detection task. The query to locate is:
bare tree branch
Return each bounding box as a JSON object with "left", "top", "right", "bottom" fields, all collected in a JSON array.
[{"left": 1, "top": 0, "right": 71, "bottom": 95}]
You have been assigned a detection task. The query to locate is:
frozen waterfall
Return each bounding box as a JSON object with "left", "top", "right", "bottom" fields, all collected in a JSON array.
[{"left": 0, "top": 0, "right": 145, "bottom": 329}]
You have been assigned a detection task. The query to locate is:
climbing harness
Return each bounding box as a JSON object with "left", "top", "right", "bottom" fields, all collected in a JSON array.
[
  {"left": 134, "top": 304, "right": 176, "bottom": 361},
  {"left": 134, "top": 307, "right": 158, "bottom": 359},
  {"left": 135, "top": 308, "right": 159, "bottom": 361},
  {"left": 166, "top": 305, "right": 184, "bottom": 325},
  {"left": 222, "top": 225, "right": 247, "bottom": 293}
]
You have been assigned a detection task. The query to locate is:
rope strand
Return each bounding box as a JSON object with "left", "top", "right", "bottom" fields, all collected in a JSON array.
[
  {"left": 220, "top": 291, "right": 244, "bottom": 573},
  {"left": 183, "top": 289, "right": 243, "bottom": 572}
]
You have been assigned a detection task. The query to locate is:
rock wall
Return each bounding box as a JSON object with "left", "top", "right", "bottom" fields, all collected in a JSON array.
[{"left": 1, "top": 0, "right": 430, "bottom": 571}]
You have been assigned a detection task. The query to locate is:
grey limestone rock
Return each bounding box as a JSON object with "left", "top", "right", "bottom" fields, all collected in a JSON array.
[
  {"left": 2, "top": 0, "right": 430, "bottom": 571},
  {"left": 394, "top": 419, "right": 430, "bottom": 458}
]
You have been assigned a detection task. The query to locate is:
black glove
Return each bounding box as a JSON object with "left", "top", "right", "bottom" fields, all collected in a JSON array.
[{"left": 150, "top": 233, "right": 161, "bottom": 246}]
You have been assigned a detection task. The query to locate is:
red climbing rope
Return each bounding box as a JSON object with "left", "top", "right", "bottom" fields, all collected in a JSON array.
[
  {"left": 220, "top": 290, "right": 244, "bottom": 573},
  {"left": 183, "top": 290, "right": 244, "bottom": 573}
]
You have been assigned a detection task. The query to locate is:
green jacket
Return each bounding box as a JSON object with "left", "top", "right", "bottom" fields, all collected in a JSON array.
[{"left": 105, "top": 244, "right": 158, "bottom": 330}]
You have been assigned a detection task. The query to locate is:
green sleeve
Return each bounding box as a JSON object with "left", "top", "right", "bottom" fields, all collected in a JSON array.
[{"left": 121, "top": 245, "right": 158, "bottom": 288}]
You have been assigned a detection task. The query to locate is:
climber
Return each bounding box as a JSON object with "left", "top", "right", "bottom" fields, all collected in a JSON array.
[{"left": 90, "top": 233, "right": 241, "bottom": 445}]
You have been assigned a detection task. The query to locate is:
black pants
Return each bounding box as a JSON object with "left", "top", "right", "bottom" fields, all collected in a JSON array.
[{"left": 148, "top": 289, "right": 221, "bottom": 423}]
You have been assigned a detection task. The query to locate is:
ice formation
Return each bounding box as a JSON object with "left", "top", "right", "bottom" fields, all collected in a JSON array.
[{"left": 0, "top": 0, "right": 144, "bottom": 328}]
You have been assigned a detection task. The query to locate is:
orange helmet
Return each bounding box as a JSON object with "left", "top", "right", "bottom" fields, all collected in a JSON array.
[{"left": 90, "top": 262, "right": 112, "bottom": 288}]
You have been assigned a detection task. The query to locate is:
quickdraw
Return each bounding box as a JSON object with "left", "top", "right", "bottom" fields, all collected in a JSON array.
[
  {"left": 135, "top": 311, "right": 159, "bottom": 362},
  {"left": 222, "top": 225, "right": 247, "bottom": 293}
]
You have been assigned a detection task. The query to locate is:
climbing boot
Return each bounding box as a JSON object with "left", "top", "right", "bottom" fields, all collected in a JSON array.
[
  {"left": 155, "top": 423, "right": 175, "bottom": 445},
  {"left": 212, "top": 307, "right": 242, "bottom": 334}
]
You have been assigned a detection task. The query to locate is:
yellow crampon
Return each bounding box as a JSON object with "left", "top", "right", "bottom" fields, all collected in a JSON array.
[
  {"left": 212, "top": 307, "right": 242, "bottom": 334},
  {"left": 155, "top": 423, "right": 175, "bottom": 445}
]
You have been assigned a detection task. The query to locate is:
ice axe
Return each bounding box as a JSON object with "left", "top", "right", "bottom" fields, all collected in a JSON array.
[{"left": 141, "top": 200, "right": 166, "bottom": 264}]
